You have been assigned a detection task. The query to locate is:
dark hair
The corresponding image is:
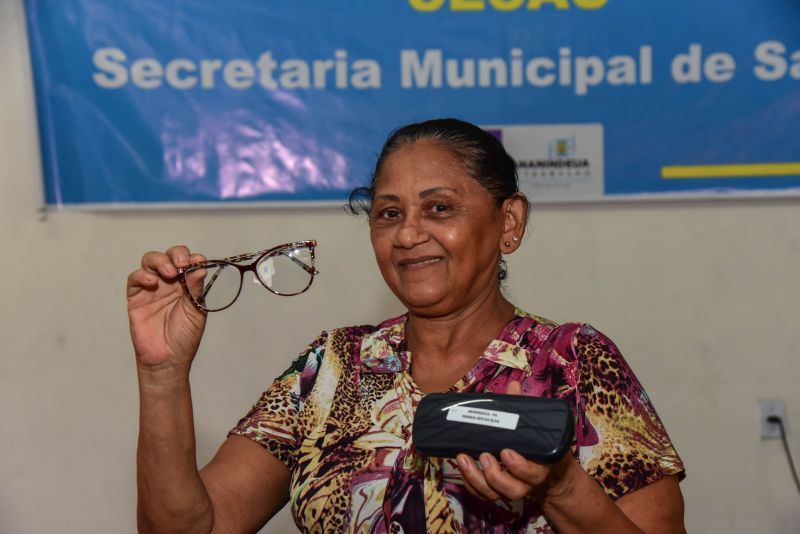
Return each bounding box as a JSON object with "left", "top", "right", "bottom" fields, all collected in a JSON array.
[
  {"left": 346, "top": 118, "right": 528, "bottom": 282},
  {"left": 347, "top": 118, "right": 521, "bottom": 214}
]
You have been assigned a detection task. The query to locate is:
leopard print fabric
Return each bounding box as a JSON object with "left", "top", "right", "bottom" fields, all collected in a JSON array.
[{"left": 230, "top": 311, "right": 684, "bottom": 533}]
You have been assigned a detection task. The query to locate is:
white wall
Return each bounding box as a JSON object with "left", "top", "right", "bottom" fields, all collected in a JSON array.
[{"left": 2, "top": 1, "right": 799, "bottom": 532}]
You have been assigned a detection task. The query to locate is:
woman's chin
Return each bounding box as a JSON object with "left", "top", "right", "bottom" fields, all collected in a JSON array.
[
  {"left": 398, "top": 291, "right": 452, "bottom": 316},
  {"left": 395, "top": 289, "right": 440, "bottom": 309}
]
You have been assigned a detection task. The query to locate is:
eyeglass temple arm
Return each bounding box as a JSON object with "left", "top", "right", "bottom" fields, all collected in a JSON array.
[
  {"left": 200, "top": 266, "right": 225, "bottom": 300},
  {"left": 279, "top": 250, "right": 319, "bottom": 274}
]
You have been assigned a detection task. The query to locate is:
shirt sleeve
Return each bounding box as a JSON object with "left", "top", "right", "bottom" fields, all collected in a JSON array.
[
  {"left": 567, "top": 323, "right": 685, "bottom": 500},
  {"left": 228, "top": 332, "right": 328, "bottom": 470}
]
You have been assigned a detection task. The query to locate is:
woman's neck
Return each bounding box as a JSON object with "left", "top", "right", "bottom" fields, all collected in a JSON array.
[{"left": 406, "top": 291, "right": 515, "bottom": 392}]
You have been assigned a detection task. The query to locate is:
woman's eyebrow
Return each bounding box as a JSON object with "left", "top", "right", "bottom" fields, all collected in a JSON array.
[
  {"left": 373, "top": 193, "right": 401, "bottom": 202},
  {"left": 419, "top": 187, "right": 457, "bottom": 198}
]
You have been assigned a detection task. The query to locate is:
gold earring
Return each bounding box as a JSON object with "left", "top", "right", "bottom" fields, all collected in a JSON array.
[{"left": 504, "top": 241, "right": 511, "bottom": 247}]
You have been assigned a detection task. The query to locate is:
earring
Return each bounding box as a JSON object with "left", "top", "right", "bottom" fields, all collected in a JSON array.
[
  {"left": 512, "top": 236, "right": 519, "bottom": 242},
  {"left": 504, "top": 241, "right": 511, "bottom": 247}
]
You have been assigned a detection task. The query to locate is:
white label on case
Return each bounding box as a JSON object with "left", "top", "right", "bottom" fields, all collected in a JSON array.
[{"left": 446, "top": 405, "right": 519, "bottom": 430}]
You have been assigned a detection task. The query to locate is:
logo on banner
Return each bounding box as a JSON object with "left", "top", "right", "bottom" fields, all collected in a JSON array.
[
  {"left": 517, "top": 134, "right": 591, "bottom": 179},
  {"left": 549, "top": 137, "right": 575, "bottom": 158},
  {"left": 484, "top": 124, "right": 604, "bottom": 201}
]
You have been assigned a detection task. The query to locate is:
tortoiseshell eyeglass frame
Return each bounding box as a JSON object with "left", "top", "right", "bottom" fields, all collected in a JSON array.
[{"left": 176, "top": 240, "right": 318, "bottom": 312}]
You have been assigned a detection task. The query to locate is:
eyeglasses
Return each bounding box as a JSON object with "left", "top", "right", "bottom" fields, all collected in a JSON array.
[{"left": 177, "top": 240, "right": 318, "bottom": 312}]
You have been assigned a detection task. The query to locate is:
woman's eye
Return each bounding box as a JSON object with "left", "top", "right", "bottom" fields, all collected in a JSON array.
[
  {"left": 379, "top": 208, "right": 401, "bottom": 219},
  {"left": 430, "top": 204, "right": 451, "bottom": 214}
]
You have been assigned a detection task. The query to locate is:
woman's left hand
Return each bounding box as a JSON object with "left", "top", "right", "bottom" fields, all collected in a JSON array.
[
  {"left": 456, "top": 382, "right": 684, "bottom": 533},
  {"left": 455, "top": 381, "right": 578, "bottom": 503}
]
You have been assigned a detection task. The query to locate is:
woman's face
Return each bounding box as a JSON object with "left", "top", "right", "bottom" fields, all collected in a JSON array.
[{"left": 369, "top": 140, "right": 507, "bottom": 317}]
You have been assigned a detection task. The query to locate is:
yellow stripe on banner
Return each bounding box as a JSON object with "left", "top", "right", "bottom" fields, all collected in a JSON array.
[{"left": 661, "top": 162, "right": 800, "bottom": 179}]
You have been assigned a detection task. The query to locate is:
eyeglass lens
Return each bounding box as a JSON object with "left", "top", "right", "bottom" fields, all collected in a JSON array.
[
  {"left": 183, "top": 244, "right": 314, "bottom": 311},
  {"left": 256, "top": 245, "right": 314, "bottom": 295}
]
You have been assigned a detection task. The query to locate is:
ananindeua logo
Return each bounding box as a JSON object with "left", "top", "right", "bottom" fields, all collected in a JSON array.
[
  {"left": 515, "top": 135, "right": 591, "bottom": 179},
  {"left": 484, "top": 124, "right": 604, "bottom": 201}
]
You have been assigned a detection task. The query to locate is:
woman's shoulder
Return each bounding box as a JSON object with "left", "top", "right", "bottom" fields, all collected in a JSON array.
[
  {"left": 514, "top": 309, "right": 623, "bottom": 363},
  {"left": 514, "top": 308, "right": 585, "bottom": 344}
]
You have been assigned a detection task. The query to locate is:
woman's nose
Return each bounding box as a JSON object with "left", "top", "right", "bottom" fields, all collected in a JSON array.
[{"left": 395, "top": 214, "right": 429, "bottom": 248}]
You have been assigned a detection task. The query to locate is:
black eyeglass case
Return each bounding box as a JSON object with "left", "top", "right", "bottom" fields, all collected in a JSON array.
[{"left": 412, "top": 392, "right": 574, "bottom": 464}]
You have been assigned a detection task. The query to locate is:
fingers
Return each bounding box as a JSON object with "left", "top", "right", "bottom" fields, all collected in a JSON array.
[
  {"left": 457, "top": 454, "right": 503, "bottom": 501},
  {"left": 166, "top": 244, "right": 192, "bottom": 268},
  {"left": 139, "top": 246, "right": 204, "bottom": 280},
  {"left": 126, "top": 268, "right": 159, "bottom": 297},
  {"left": 457, "top": 450, "right": 552, "bottom": 503},
  {"left": 499, "top": 449, "right": 549, "bottom": 488},
  {"left": 480, "top": 452, "right": 534, "bottom": 501},
  {"left": 132, "top": 247, "right": 206, "bottom": 302},
  {"left": 141, "top": 250, "right": 179, "bottom": 278}
]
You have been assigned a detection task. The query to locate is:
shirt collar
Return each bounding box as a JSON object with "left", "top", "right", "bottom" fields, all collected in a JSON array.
[{"left": 359, "top": 310, "right": 536, "bottom": 374}]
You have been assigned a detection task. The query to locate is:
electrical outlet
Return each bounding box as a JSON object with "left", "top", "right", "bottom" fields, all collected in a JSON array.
[{"left": 759, "top": 398, "right": 785, "bottom": 439}]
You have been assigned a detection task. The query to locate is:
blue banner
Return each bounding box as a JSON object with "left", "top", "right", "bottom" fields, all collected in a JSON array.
[{"left": 25, "top": 0, "right": 800, "bottom": 207}]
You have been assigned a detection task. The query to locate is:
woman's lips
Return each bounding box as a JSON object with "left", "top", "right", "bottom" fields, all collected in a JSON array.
[{"left": 397, "top": 256, "right": 443, "bottom": 270}]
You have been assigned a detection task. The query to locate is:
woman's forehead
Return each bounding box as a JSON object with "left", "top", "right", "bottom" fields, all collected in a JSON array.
[{"left": 373, "top": 141, "right": 478, "bottom": 194}]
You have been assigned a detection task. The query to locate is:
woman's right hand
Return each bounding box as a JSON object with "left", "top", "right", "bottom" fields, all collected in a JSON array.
[{"left": 127, "top": 245, "right": 208, "bottom": 376}]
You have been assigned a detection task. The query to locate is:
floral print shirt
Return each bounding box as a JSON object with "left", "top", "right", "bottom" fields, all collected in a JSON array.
[{"left": 230, "top": 310, "right": 684, "bottom": 533}]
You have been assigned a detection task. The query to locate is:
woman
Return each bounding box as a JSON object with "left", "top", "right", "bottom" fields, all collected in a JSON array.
[{"left": 127, "top": 119, "right": 685, "bottom": 533}]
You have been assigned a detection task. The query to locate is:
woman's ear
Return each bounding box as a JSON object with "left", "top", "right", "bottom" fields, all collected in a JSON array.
[{"left": 499, "top": 193, "right": 529, "bottom": 254}]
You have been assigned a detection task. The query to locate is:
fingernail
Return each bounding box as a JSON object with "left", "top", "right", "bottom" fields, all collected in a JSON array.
[
  {"left": 457, "top": 455, "right": 469, "bottom": 470},
  {"left": 501, "top": 449, "right": 521, "bottom": 465}
]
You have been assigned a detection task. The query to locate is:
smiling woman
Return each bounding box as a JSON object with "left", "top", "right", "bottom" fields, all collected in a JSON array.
[
  {"left": 128, "top": 118, "right": 686, "bottom": 533},
  {"left": 368, "top": 141, "right": 518, "bottom": 317}
]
